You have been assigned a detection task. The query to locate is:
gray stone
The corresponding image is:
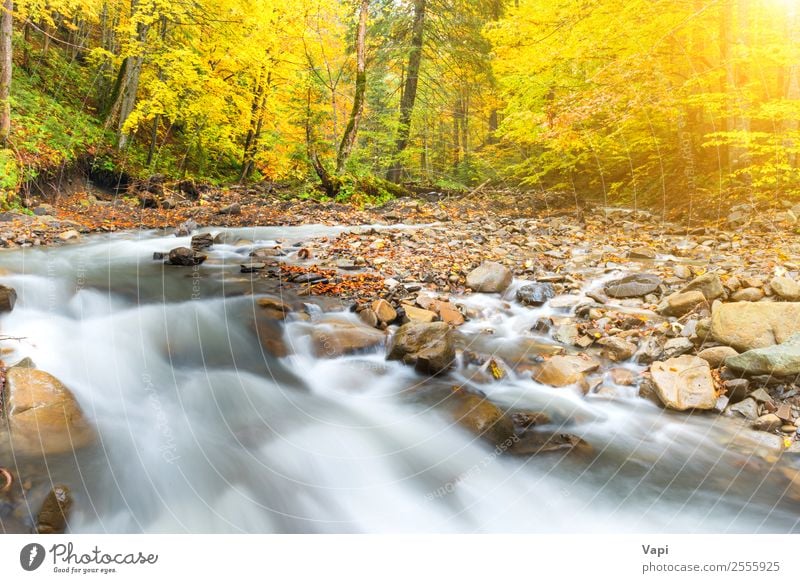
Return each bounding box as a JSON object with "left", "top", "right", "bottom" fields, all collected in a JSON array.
[
  {"left": 726, "top": 397, "right": 759, "bottom": 420},
  {"left": 604, "top": 273, "right": 662, "bottom": 298},
  {"left": 516, "top": 282, "right": 556, "bottom": 306},
  {"left": 725, "top": 333, "right": 800, "bottom": 376},
  {"left": 658, "top": 290, "right": 707, "bottom": 317},
  {"left": 466, "top": 262, "right": 513, "bottom": 293},
  {"left": 697, "top": 346, "right": 739, "bottom": 368},
  {"left": 662, "top": 337, "right": 695, "bottom": 359},
  {"left": 387, "top": 322, "right": 456, "bottom": 375},
  {"left": 680, "top": 273, "right": 725, "bottom": 301},
  {"left": 168, "top": 247, "right": 207, "bottom": 266}
]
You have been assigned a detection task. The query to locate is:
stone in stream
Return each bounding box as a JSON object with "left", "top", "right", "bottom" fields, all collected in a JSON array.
[
  {"left": 190, "top": 232, "right": 214, "bottom": 250},
  {"left": 534, "top": 355, "right": 600, "bottom": 389},
  {"left": 711, "top": 302, "right": 800, "bottom": 351},
  {"left": 466, "top": 262, "right": 512, "bottom": 293},
  {"left": 452, "top": 392, "right": 515, "bottom": 447},
  {"left": 175, "top": 218, "right": 197, "bottom": 237},
  {"left": 358, "top": 308, "right": 379, "bottom": 328},
  {"left": 657, "top": 290, "right": 707, "bottom": 317},
  {"left": 0, "top": 284, "right": 16, "bottom": 312},
  {"left": 36, "top": 485, "right": 73, "bottom": 534},
  {"left": 371, "top": 299, "right": 397, "bottom": 324},
  {"left": 604, "top": 273, "right": 661, "bottom": 298},
  {"left": 596, "top": 337, "right": 637, "bottom": 362},
  {"left": 661, "top": 337, "right": 695, "bottom": 359},
  {"left": 387, "top": 322, "right": 456, "bottom": 375},
  {"left": 168, "top": 247, "right": 207, "bottom": 266},
  {"left": 724, "top": 333, "right": 800, "bottom": 376},
  {"left": 649, "top": 355, "right": 717, "bottom": 411},
  {"left": 250, "top": 247, "right": 285, "bottom": 259},
  {"left": 311, "top": 320, "right": 386, "bottom": 358},
  {"left": 516, "top": 282, "right": 556, "bottom": 306},
  {"left": 680, "top": 273, "right": 725, "bottom": 301},
  {"left": 241, "top": 262, "right": 266, "bottom": 273},
  {"left": 257, "top": 296, "right": 291, "bottom": 320},
  {"left": 433, "top": 301, "right": 465, "bottom": 326},
  {"left": 510, "top": 431, "right": 591, "bottom": 457},
  {"left": 697, "top": 346, "right": 739, "bottom": 368},
  {"left": 752, "top": 414, "right": 782, "bottom": 432},
  {"left": 770, "top": 276, "right": 800, "bottom": 301},
  {"left": 3, "top": 368, "right": 96, "bottom": 455},
  {"left": 402, "top": 304, "right": 437, "bottom": 323}
]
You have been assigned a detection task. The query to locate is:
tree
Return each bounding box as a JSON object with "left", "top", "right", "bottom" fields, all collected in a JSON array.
[{"left": 0, "top": 0, "right": 11, "bottom": 145}]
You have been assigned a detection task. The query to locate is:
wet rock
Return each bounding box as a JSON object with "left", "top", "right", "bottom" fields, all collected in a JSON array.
[
  {"left": 731, "top": 287, "right": 764, "bottom": 302},
  {"left": 726, "top": 397, "right": 759, "bottom": 420},
  {"left": 175, "top": 219, "right": 197, "bottom": 237},
  {"left": 190, "top": 232, "right": 214, "bottom": 250},
  {"left": 534, "top": 355, "right": 600, "bottom": 388},
  {"left": 753, "top": 414, "right": 782, "bottom": 432},
  {"left": 358, "top": 308, "right": 379, "bottom": 328},
  {"left": 311, "top": 320, "right": 385, "bottom": 358},
  {"left": 697, "top": 346, "right": 738, "bottom": 368},
  {"left": 387, "top": 322, "right": 456, "bottom": 375},
  {"left": 36, "top": 485, "right": 72, "bottom": 534},
  {"left": 553, "top": 322, "right": 579, "bottom": 345},
  {"left": 650, "top": 355, "right": 717, "bottom": 411},
  {"left": 250, "top": 247, "right": 285, "bottom": 258},
  {"left": 710, "top": 302, "right": 800, "bottom": 351},
  {"left": 403, "top": 304, "right": 437, "bottom": 323},
  {"left": 0, "top": 284, "right": 17, "bottom": 312},
  {"left": 257, "top": 296, "right": 291, "bottom": 319},
  {"left": 58, "top": 229, "right": 80, "bottom": 241},
  {"left": 371, "top": 299, "right": 397, "bottom": 324},
  {"left": 662, "top": 337, "right": 695, "bottom": 359},
  {"left": 466, "top": 262, "right": 512, "bottom": 293},
  {"left": 4, "top": 368, "right": 96, "bottom": 455},
  {"left": 254, "top": 317, "right": 289, "bottom": 358},
  {"left": 452, "top": 393, "right": 515, "bottom": 446},
  {"left": 434, "top": 301, "right": 465, "bottom": 326},
  {"left": 771, "top": 276, "right": 800, "bottom": 301},
  {"left": 596, "top": 337, "right": 637, "bottom": 361},
  {"left": 680, "top": 273, "right": 725, "bottom": 301},
  {"left": 657, "top": 290, "right": 707, "bottom": 317},
  {"left": 610, "top": 367, "right": 637, "bottom": 385},
  {"left": 725, "top": 333, "right": 800, "bottom": 376},
  {"left": 604, "top": 273, "right": 661, "bottom": 298},
  {"left": 510, "top": 431, "right": 590, "bottom": 456},
  {"left": 516, "top": 282, "right": 556, "bottom": 306},
  {"left": 723, "top": 378, "right": 749, "bottom": 403},
  {"left": 168, "top": 247, "right": 207, "bottom": 266}
]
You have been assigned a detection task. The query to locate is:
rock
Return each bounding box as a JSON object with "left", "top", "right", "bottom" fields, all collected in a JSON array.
[
  {"left": 241, "top": 262, "right": 266, "bottom": 273},
  {"left": 466, "top": 262, "right": 513, "bottom": 293},
  {"left": 168, "top": 247, "right": 207, "bottom": 266},
  {"left": 680, "top": 273, "right": 724, "bottom": 301},
  {"left": 771, "top": 276, "right": 800, "bottom": 301},
  {"left": 731, "top": 287, "right": 764, "bottom": 302},
  {"left": 257, "top": 296, "right": 291, "bottom": 319},
  {"left": 553, "top": 322, "right": 579, "bottom": 345},
  {"left": 516, "top": 283, "right": 556, "bottom": 306},
  {"left": 596, "top": 337, "right": 637, "bottom": 361},
  {"left": 697, "top": 346, "right": 739, "bottom": 368},
  {"left": 452, "top": 393, "right": 515, "bottom": 446},
  {"left": 710, "top": 302, "right": 800, "bottom": 351},
  {"left": 776, "top": 402, "right": 793, "bottom": 422},
  {"left": 673, "top": 265, "right": 692, "bottom": 279},
  {"left": 748, "top": 388, "right": 774, "bottom": 404},
  {"left": 371, "top": 299, "right": 397, "bottom": 324},
  {"left": 160, "top": 198, "right": 177, "bottom": 210},
  {"left": 510, "top": 431, "right": 590, "bottom": 456},
  {"left": 636, "top": 336, "right": 664, "bottom": 364},
  {"left": 3, "top": 368, "right": 96, "bottom": 455},
  {"left": 36, "top": 485, "right": 72, "bottom": 534},
  {"left": 628, "top": 246, "right": 656, "bottom": 259},
  {"left": 726, "top": 397, "right": 759, "bottom": 420},
  {"left": 358, "top": 309, "right": 379, "bottom": 328},
  {"left": 175, "top": 218, "right": 198, "bottom": 237},
  {"left": 402, "top": 304, "right": 437, "bottom": 323},
  {"left": 604, "top": 273, "right": 661, "bottom": 298},
  {"left": 311, "top": 320, "right": 385, "bottom": 358},
  {"left": 662, "top": 337, "right": 695, "bottom": 359},
  {"left": 190, "top": 233, "right": 214, "bottom": 250},
  {"left": 58, "top": 229, "right": 80, "bottom": 241},
  {"left": 723, "top": 378, "right": 749, "bottom": 403},
  {"left": 752, "top": 414, "right": 782, "bottom": 432},
  {"left": 0, "top": 284, "right": 16, "bottom": 312},
  {"left": 650, "top": 355, "right": 717, "bottom": 410},
  {"left": 254, "top": 317, "right": 289, "bottom": 358},
  {"left": 658, "top": 290, "right": 707, "bottom": 317},
  {"left": 10, "top": 356, "right": 35, "bottom": 369},
  {"left": 534, "top": 355, "right": 600, "bottom": 388},
  {"left": 725, "top": 333, "right": 800, "bottom": 376},
  {"left": 218, "top": 202, "right": 241, "bottom": 215},
  {"left": 610, "top": 367, "right": 637, "bottom": 385},
  {"left": 33, "top": 204, "right": 55, "bottom": 216},
  {"left": 250, "top": 247, "right": 284, "bottom": 258},
  {"left": 434, "top": 301, "right": 465, "bottom": 326},
  {"left": 387, "top": 322, "right": 456, "bottom": 375}
]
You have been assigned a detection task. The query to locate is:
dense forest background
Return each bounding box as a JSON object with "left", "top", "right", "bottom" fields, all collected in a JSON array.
[{"left": 0, "top": 0, "right": 799, "bottom": 209}]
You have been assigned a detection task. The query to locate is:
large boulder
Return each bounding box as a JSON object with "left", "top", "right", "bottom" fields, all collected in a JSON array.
[
  {"left": 725, "top": 333, "right": 800, "bottom": 376},
  {"left": 466, "top": 262, "right": 512, "bottom": 293},
  {"left": 534, "top": 354, "right": 600, "bottom": 388},
  {"left": 604, "top": 273, "right": 661, "bottom": 298},
  {"left": 650, "top": 355, "right": 717, "bottom": 411},
  {"left": 311, "top": 320, "right": 386, "bottom": 358},
  {"left": 168, "top": 247, "right": 207, "bottom": 266},
  {"left": 711, "top": 302, "right": 800, "bottom": 351},
  {"left": 0, "top": 284, "right": 16, "bottom": 312},
  {"left": 452, "top": 393, "right": 515, "bottom": 446},
  {"left": 3, "top": 368, "right": 96, "bottom": 455},
  {"left": 387, "top": 322, "right": 456, "bottom": 375}
]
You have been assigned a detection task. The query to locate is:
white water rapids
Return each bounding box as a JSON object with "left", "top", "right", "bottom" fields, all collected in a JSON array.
[{"left": 0, "top": 226, "right": 799, "bottom": 533}]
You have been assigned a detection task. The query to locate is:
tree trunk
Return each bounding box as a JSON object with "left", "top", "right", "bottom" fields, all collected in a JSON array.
[
  {"left": 336, "top": 0, "right": 369, "bottom": 174},
  {"left": 386, "top": 0, "right": 426, "bottom": 183},
  {"left": 306, "top": 88, "right": 338, "bottom": 196},
  {"left": 785, "top": 4, "right": 800, "bottom": 168},
  {"left": 0, "top": 0, "right": 11, "bottom": 146}
]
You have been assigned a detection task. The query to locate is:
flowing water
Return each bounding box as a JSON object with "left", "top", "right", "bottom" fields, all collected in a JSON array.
[{"left": 1, "top": 226, "right": 800, "bottom": 533}]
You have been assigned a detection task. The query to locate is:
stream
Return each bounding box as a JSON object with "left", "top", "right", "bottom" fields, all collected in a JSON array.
[{"left": 1, "top": 225, "right": 800, "bottom": 533}]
